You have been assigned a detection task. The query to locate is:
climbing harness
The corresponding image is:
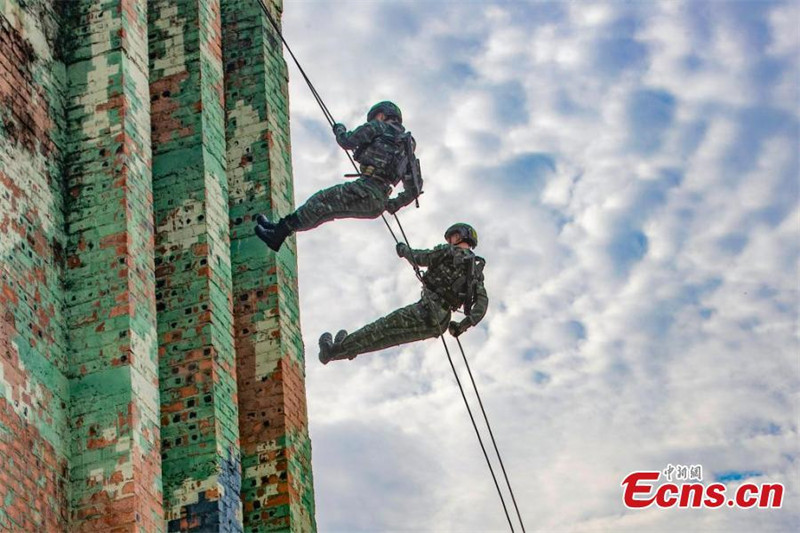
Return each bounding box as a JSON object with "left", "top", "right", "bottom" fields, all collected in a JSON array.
[{"left": 254, "top": 2, "right": 525, "bottom": 531}]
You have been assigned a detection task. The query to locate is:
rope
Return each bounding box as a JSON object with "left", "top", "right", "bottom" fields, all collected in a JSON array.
[
  {"left": 456, "top": 337, "right": 526, "bottom": 532},
  {"left": 440, "top": 336, "right": 515, "bottom": 532},
  {"left": 255, "top": 3, "right": 520, "bottom": 530}
]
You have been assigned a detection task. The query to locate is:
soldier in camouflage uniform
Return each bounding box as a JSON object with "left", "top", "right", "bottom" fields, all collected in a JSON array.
[
  {"left": 255, "top": 101, "right": 421, "bottom": 251},
  {"left": 319, "top": 223, "right": 488, "bottom": 364}
]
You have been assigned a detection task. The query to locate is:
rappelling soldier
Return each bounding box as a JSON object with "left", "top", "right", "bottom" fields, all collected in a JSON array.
[
  {"left": 254, "top": 101, "right": 422, "bottom": 251},
  {"left": 318, "top": 223, "right": 488, "bottom": 364}
]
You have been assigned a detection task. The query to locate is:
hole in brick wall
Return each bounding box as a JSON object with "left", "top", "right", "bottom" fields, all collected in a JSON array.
[
  {"left": 189, "top": 412, "right": 196, "bottom": 419},
  {"left": 187, "top": 399, "right": 195, "bottom": 407},
  {"left": 256, "top": 290, "right": 264, "bottom": 297},
  {"left": 200, "top": 259, "right": 207, "bottom": 266},
  {"left": 175, "top": 437, "right": 181, "bottom": 445},
  {"left": 197, "top": 215, "right": 204, "bottom": 222},
  {"left": 172, "top": 414, "right": 180, "bottom": 423},
  {"left": 189, "top": 363, "right": 197, "bottom": 371},
  {"left": 119, "top": 331, "right": 127, "bottom": 338},
  {"left": 188, "top": 424, "right": 196, "bottom": 431},
  {"left": 170, "top": 322, "right": 177, "bottom": 328},
  {"left": 204, "top": 394, "right": 212, "bottom": 403},
  {"left": 174, "top": 378, "right": 180, "bottom": 385},
  {"left": 162, "top": 90, "right": 170, "bottom": 98},
  {"left": 120, "top": 355, "right": 127, "bottom": 363},
  {"left": 203, "top": 348, "right": 211, "bottom": 355}
]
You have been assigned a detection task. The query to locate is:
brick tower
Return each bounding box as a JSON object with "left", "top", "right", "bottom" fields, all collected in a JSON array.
[{"left": 0, "top": 0, "right": 315, "bottom": 531}]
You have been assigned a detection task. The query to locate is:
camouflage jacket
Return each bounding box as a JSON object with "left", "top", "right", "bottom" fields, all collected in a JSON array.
[
  {"left": 336, "top": 119, "right": 418, "bottom": 209},
  {"left": 402, "top": 244, "right": 488, "bottom": 323}
]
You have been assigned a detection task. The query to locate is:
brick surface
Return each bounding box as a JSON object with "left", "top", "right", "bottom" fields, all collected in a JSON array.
[
  {"left": 1, "top": 1, "right": 315, "bottom": 530},
  {"left": 0, "top": 0, "right": 69, "bottom": 529},
  {"left": 222, "top": 0, "right": 316, "bottom": 530},
  {"left": 149, "top": 0, "right": 243, "bottom": 530},
  {"left": 63, "top": 0, "right": 162, "bottom": 531}
]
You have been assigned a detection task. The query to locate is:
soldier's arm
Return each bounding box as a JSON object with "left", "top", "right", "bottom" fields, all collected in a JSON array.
[
  {"left": 335, "top": 120, "right": 382, "bottom": 150},
  {"left": 397, "top": 243, "right": 447, "bottom": 267},
  {"left": 466, "top": 282, "right": 489, "bottom": 326}
]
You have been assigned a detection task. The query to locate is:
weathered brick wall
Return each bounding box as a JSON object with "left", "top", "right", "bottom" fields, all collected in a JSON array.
[
  {"left": 0, "top": 0, "right": 69, "bottom": 530},
  {"left": 149, "top": 0, "right": 242, "bottom": 530},
  {"left": 222, "top": 0, "right": 316, "bottom": 530},
  {"left": 0, "top": 0, "right": 314, "bottom": 530},
  {"left": 62, "top": 0, "right": 163, "bottom": 530}
]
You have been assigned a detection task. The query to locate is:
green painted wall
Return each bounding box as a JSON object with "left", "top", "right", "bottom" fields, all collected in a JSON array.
[
  {"left": 222, "top": 1, "right": 315, "bottom": 530},
  {"left": 0, "top": 0, "right": 315, "bottom": 531}
]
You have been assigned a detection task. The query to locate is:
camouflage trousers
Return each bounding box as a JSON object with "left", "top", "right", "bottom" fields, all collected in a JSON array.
[
  {"left": 337, "top": 294, "right": 451, "bottom": 359},
  {"left": 293, "top": 177, "right": 391, "bottom": 232}
]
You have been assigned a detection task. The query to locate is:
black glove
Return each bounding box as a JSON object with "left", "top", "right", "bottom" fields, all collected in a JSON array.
[
  {"left": 332, "top": 123, "right": 346, "bottom": 136},
  {"left": 386, "top": 198, "right": 400, "bottom": 215},
  {"left": 396, "top": 242, "right": 410, "bottom": 258},
  {"left": 449, "top": 318, "right": 473, "bottom": 337}
]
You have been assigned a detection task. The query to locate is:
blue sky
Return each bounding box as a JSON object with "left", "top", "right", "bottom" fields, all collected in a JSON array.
[{"left": 283, "top": 1, "right": 799, "bottom": 531}]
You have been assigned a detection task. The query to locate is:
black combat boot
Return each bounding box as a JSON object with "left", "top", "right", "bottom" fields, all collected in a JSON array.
[
  {"left": 254, "top": 214, "right": 298, "bottom": 252},
  {"left": 319, "top": 330, "right": 353, "bottom": 365},
  {"left": 319, "top": 332, "right": 334, "bottom": 364}
]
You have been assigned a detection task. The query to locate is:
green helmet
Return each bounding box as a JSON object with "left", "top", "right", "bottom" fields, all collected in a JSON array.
[
  {"left": 445, "top": 223, "right": 478, "bottom": 248},
  {"left": 367, "top": 101, "right": 402, "bottom": 123}
]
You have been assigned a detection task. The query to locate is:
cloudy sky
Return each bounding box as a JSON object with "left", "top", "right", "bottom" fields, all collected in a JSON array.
[{"left": 280, "top": 1, "right": 799, "bottom": 531}]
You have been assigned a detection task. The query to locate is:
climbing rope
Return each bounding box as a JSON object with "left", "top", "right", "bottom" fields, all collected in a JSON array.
[
  {"left": 456, "top": 337, "right": 526, "bottom": 532},
  {"left": 439, "top": 336, "right": 515, "bottom": 531},
  {"left": 254, "top": 2, "right": 525, "bottom": 530}
]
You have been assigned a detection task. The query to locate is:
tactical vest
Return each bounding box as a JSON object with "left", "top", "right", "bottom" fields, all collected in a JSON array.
[
  {"left": 422, "top": 246, "right": 485, "bottom": 311},
  {"left": 353, "top": 121, "right": 411, "bottom": 185}
]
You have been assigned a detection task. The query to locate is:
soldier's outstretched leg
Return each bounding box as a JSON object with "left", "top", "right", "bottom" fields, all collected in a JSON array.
[
  {"left": 256, "top": 178, "right": 389, "bottom": 251},
  {"left": 319, "top": 299, "right": 451, "bottom": 364}
]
